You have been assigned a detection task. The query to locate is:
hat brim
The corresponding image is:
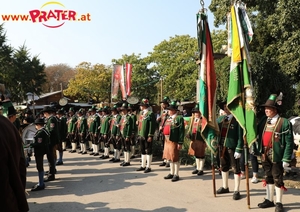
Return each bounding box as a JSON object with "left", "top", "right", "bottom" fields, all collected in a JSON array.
[{"left": 260, "top": 104, "right": 278, "bottom": 108}]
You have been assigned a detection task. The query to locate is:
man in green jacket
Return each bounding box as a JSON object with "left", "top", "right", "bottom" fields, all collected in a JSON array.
[
  {"left": 162, "top": 101, "right": 185, "bottom": 182},
  {"left": 216, "top": 101, "right": 243, "bottom": 200},
  {"left": 109, "top": 104, "right": 122, "bottom": 162},
  {"left": 118, "top": 102, "right": 133, "bottom": 166},
  {"left": 67, "top": 107, "right": 77, "bottom": 153},
  {"left": 99, "top": 106, "right": 111, "bottom": 159},
  {"left": 88, "top": 106, "right": 100, "bottom": 156},
  {"left": 77, "top": 108, "right": 88, "bottom": 154},
  {"left": 253, "top": 94, "right": 294, "bottom": 212},
  {"left": 136, "top": 98, "right": 156, "bottom": 173}
]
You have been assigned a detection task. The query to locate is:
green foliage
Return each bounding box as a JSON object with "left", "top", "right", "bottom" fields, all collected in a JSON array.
[
  {"left": 149, "top": 35, "right": 199, "bottom": 102},
  {"left": 64, "top": 62, "right": 111, "bottom": 102}
]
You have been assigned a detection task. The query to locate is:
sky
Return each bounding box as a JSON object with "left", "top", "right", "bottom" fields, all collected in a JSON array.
[{"left": 0, "top": 0, "right": 223, "bottom": 68}]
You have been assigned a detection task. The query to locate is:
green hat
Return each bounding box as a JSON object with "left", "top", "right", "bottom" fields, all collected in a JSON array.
[
  {"left": 120, "top": 102, "right": 128, "bottom": 110},
  {"left": 160, "top": 96, "right": 170, "bottom": 105},
  {"left": 1, "top": 100, "right": 16, "bottom": 117},
  {"left": 191, "top": 104, "right": 200, "bottom": 113},
  {"left": 166, "top": 101, "right": 179, "bottom": 111},
  {"left": 260, "top": 93, "right": 283, "bottom": 109},
  {"left": 69, "top": 107, "right": 75, "bottom": 113},
  {"left": 111, "top": 104, "right": 118, "bottom": 111},
  {"left": 139, "top": 98, "right": 150, "bottom": 106}
]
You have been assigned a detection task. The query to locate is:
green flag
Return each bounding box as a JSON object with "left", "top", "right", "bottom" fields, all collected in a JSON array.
[
  {"left": 197, "top": 13, "right": 219, "bottom": 154},
  {"left": 227, "top": 4, "right": 257, "bottom": 147}
]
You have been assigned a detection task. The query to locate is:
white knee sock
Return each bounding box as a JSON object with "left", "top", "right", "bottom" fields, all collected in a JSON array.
[
  {"left": 199, "top": 158, "right": 205, "bottom": 171},
  {"left": 222, "top": 171, "right": 229, "bottom": 189},
  {"left": 234, "top": 174, "right": 241, "bottom": 192},
  {"left": 275, "top": 186, "right": 282, "bottom": 203},
  {"left": 141, "top": 154, "right": 147, "bottom": 168},
  {"left": 196, "top": 158, "right": 200, "bottom": 170},
  {"left": 174, "top": 162, "right": 180, "bottom": 176},
  {"left": 170, "top": 162, "right": 174, "bottom": 175},
  {"left": 266, "top": 184, "right": 275, "bottom": 202},
  {"left": 146, "top": 154, "right": 152, "bottom": 168}
]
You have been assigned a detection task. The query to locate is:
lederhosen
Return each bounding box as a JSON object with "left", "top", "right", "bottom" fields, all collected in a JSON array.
[{"left": 188, "top": 117, "right": 206, "bottom": 158}]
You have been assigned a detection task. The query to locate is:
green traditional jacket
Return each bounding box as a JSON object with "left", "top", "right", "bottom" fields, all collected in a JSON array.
[
  {"left": 118, "top": 114, "right": 133, "bottom": 138},
  {"left": 77, "top": 116, "right": 88, "bottom": 133},
  {"left": 187, "top": 117, "right": 204, "bottom": 141},
  {"left": 217, "top": 115, "right": 243, "bottom": 153},
  {"left": 31, "top": 127, "right": 50, "bottom": 156},
  {"left": 100, "top": 115, "right": 111, "bottom": 135},
  {"left": 256, "top": 116, "right": 294, "bottom": 163},
  {"left": 110, "top": 114, "right": 121, "bottom": 135},
  {"left": 137, "top": 110, "right": 156, "bottom": 138},
  {"left": 59, "top": 116, "right": 67, "bottom": 140},
  {"left": 164, "top": 114, "right": 185, "bottom": 144},
  {"left": 88, "top": 114, "right": 100, "bottom": 134},
  {"left": 68, "top": 115, "right": 77, "bottom": 133},
  {"left": 129, "top": 113, "right": 137, "bottom": 135},
  {"left": 45, "top": 115, "right": 60, "bottom": 146}
]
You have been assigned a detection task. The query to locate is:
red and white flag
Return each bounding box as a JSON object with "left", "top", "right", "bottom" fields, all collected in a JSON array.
[
  {"left": 125, "top": 63, "right": 132, "bottom": 96},
  {"left": 111, "top": 64, "right": 122, "bottom": 100}
]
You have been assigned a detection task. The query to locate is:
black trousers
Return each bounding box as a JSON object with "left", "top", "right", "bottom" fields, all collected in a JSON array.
[
  {"left": 46, "top": 145, "right": 55, "bottom": 175},
  {"left": 139, "top": 136, "right": 152, "bottom": 155},
  {"left": 35, "top": 155, "right": 44, "bottom": 172},
  {"left": 220, "top": 148, "right": 241, "bottom": 174}
]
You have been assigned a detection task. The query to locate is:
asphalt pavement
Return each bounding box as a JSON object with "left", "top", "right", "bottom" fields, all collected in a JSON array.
[{"left": 25, "top": 151, "right": 300, "bottom": 212}]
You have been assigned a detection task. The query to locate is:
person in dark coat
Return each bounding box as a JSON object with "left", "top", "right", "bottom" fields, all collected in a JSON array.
[
  {"left": 0, "top": 115, "right": 29, "bottom": 212},
  {"left": 30, "top": 118, "right": 50, "bottom": 191}
]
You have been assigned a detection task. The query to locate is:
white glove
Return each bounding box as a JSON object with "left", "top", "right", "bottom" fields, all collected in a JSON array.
[
  {"left": 234, "top": 152, "right": 241, "bottom": 159},
  {"left": 282, "top": 162, "right": 289, "bottom": 168}
]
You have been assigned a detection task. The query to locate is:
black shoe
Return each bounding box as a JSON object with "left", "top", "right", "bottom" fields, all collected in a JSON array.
[
  {"left": 136, "top": 167, "right": 146, "bottom": 171},
  {"left": 192, "top": 169, "right": 198, "bottom": 174},
  {"left": 122, "top": 162, "right": 131, "bottom": 166},
  {"left": 233, "top": 191, "right": 241, "bottom": 200},
  {"left": 258, "top": 199, "right": 275, "bottom": 208},
  {"left": 120, "top": 161, "right": 125, "bottom": 166},
  {"left": 78, "top": 151, "right": 82, "bottom": 154},
  {"left": 62, "top": 149, "right": 66, "bottom": 151},
  {"left": 93, "top": 153, "right": 99, "bottom": 156},
  {"left": 69, "top": 150, "right": 76, "bottom": 153},
  {"left": 56, "top": 161, "right": 63, "bottom": 166},
  {"left": 197, "top": 170, "right": 204, "bottom": 176},
  {"left": 44, "top": 175, "right": 55, "bottom": 182},
  {"left": 165, "top": 163, "right": 170, "bottom": 168},
  {"left": 100, "top": 155, "right": 109, "bottom": 159},
  {"left": 216, "top": 187, "right": 229, "bottom": 194},
  {"left": 82, "top": 152, "right": 87, "bottom": 155},
  {"left": 164, "top": 174, "right": 174, "bottom": 179},
  {"left": 113, "top": 159, "right": 120, "bottom": 163},
  {"left": 99, "top": 149, "right": 104, "bottom": 153},
  {"left": 90, "top": 152, "right": 95, "bottom": 155},
  {"left": 109, "top": 158, "right": 115, "bottom": 162},
  {"left": 144, "top": 168, "right": 151, "bottom": 173},
  {"left": 88, "top": 148, "right": 93, "bottom": 152},
  {"left": 130, "top": 155, "right": 136, "bottom": 159},
  {"left": 275, "top": 202, "right": 284, "bottom": 212},
  {"left": 171, "top": 175, "right": 179, "bottom": 182},
  {"left": 31, "top": 184, "right": 45, "bottom": 191},
  {"left": 159, "top": 162, "right": 166, "bottom": 167}
]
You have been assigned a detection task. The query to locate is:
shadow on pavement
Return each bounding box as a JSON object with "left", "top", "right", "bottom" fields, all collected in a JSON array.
[{"left": 28, "top": 201, "right": 187, "bottom": 212}]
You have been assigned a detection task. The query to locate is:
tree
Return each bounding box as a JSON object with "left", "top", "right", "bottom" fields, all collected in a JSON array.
[
  {"left": 64, "top": 62, "right": 111, "bottom": 103},
  {"left": 43, "top": 63, "right": 76, "bottom": 93},
  {"left": 112, "top": 53, "right": 159, "bottom": 104},
  {"left": 148, "top": 35, "right": 199, "bottom": 102},
  {"left": 0, "top": 24, "right": 14, "bottom": 96},
  {"left": 11, "top": 44, "right": 46, "bottom": 103}
]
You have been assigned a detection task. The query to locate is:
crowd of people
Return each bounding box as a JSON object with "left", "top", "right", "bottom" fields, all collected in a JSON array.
[{"left": 0, "top": 92, "right": 296, "bottom": 212}]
